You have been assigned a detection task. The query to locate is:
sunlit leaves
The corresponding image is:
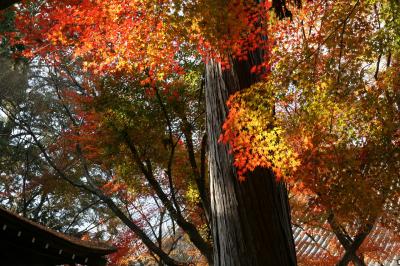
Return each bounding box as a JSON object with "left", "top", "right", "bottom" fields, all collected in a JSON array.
[
  {"left": 221, "top": 0, "right": 400, "bottom": 236},
  {"left": 12, "top": 0, "right": 274, "bottom": 81},
  {"left": 220, "top": 81, "right": 300, "bottom": 181}
]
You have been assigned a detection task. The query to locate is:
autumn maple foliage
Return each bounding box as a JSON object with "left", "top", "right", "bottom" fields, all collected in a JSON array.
[
  {"left": 220, "top": 0, "right": 400, "bottom": 264},
  {"left": 11, "top": 0, "right": 272, "bottom": 77},
  {"left": 2, "top": 0, "right": 400, "bottom": 264},
  {"left": 51, "top": 62, "right": 212, "bottom": 264}
]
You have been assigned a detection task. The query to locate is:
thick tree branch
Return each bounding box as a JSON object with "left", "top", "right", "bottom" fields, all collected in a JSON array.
[
  {"left": 328, "top": 213, "right": 372, "bottom": 266},
  {"left": 122, "top": 131, "right": 213, "bottom": 263},
  {"left": 94, "top": 189, "right": 184, "bottom": 266},
  {"left": 374, "top": 54, "right": 382, "bottom": 80},
  {"left": 154, "top": 88, "right": 182, "bottom": 215},
  {"left": 180, "top": 114, "right": 211, "bottom": 224},
  {"left": 336, "top": 11, "right": 351, "bottom": 84},
  {"left": 337, "top": 224, "right": 373, "bottom": 266},
  {"left": 4, "top": 103, "right": 184, "bottom": 266}
]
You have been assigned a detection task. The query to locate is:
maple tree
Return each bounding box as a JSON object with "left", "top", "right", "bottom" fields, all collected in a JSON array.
[
  {"left": 64, "top": 62, "right": 213, "bottom": 263},
  {"left": 2, "top": 7, "right": 212, "bottom": 261},
  {"left": 202, "top": 2, "right": 298, "bottom": 265},
  {"left": 0, "top": 49, "right": 212, "bottom": 264},
  {"left": 219, "top": 0, "right": 400, "bottom": 264},
  {"left": 3, "top": 0, "right": 300, "bottom": 264},
  {"left": 3, "top": 0, "right": 399, "bottom": 265},
  {"left": 0, "top": 60, "right": 116, "bottom": 239}
]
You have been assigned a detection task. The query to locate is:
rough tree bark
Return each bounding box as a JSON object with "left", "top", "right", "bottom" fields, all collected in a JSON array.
[
  {"left": 204, "top": 0, "right": 298, "bottom": 264},
  {"left": 205, "top": 52, "right": 297, "bottom": 265}
]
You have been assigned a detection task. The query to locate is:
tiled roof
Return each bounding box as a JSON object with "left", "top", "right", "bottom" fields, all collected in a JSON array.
[
  {"left": 0, "top": 206, "right": 116, "bottom": 254},
  {"left": 294, "top": 223, "right": 400, "bottom": 266}
]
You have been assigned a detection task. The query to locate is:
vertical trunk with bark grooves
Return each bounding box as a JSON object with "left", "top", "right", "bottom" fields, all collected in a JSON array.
[{"left": 205, "top": 54, "right": 297, "bottom": 265}]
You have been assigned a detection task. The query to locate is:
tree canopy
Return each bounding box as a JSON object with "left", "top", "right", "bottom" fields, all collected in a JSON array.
[{"left": 1, "top": 0, "right": 399, "bottom": 265}]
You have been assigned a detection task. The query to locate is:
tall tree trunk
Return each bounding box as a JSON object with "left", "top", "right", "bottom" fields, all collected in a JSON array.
[{"left": 205, "top": 53, "right": 297, "bottom": 265}]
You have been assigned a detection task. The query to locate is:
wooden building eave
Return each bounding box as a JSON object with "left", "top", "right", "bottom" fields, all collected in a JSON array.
[{"left": 0, "top": 207, "right": 117, "bottom": 265}]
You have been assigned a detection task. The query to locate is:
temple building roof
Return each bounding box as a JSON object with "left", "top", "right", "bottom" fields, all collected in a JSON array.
[{"left": 0, "top": 206, "right": 117, "bottom": 266}]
